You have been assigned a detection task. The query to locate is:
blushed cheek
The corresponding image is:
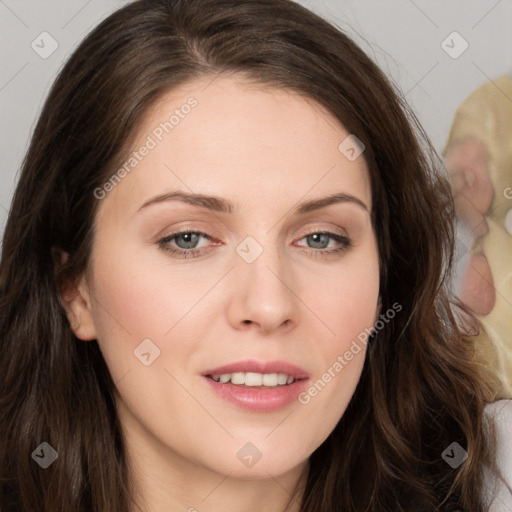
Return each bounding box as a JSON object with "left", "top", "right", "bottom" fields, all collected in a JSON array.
[
  {"left": 300, "top": 275, "right": 376, "bottom": 415},
  {"left": 86, "top": 256, "right": 159, "bottom": 379},
  {"left": 312, "top": 270, "right": 379, "bottom": 345},
  {"left": 88, "top": 252, "right": 211, "bottom": 377},
  {"left": 90, "top": 253, "right": 166, "bottom": 336},
  {"left": 297, "top": 343, "right": 366, "bottom": 451}
]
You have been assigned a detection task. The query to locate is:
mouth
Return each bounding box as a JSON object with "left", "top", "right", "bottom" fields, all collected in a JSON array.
[
  {"left": 202, "top": 359, "right": 309, "bottom": 384},
  {"left": 206, "top": 371, "right": 302, "bottom": 387},
  {"left": 201, "top": 360, "right": 310, "bottom": 412}
]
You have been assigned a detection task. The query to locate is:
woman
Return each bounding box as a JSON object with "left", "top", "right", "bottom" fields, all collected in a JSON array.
[{"left": 0, "top": 0, "right": 509, "bottom": 510}]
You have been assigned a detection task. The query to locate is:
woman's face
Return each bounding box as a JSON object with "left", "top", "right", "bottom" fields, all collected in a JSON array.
[{"left": 72, "top": 76, "right": 380, "bottom": 480}]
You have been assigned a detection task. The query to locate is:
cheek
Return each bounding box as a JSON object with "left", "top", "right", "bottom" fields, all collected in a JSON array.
[
  {"left": 305, "top": 250, "right": 380, "bottom": 344},
  {"left": 87, "top": 242, "right": 209, "bottom": 379},
  {"left": 294, "top": 294, "right": 375, "bottom": 452},
  {"left": 93, "top": 228, "right": 214, "bottom": 321},
  {"left": 296, "top": 247, "right": 379, "bottom": 416}
]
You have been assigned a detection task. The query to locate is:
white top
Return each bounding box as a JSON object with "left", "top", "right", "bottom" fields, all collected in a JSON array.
[{"left": 484, "top": 399, "right": 512, "bottom": 510}]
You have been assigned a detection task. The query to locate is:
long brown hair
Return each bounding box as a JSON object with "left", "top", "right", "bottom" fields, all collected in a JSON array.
[{"left": 0, "top": 0, "right": 501, "bottom": 510}]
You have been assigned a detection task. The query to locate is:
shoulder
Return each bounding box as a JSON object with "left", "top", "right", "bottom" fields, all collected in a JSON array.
[{"left": 483, "top": 399, "right": 512, "bottom": 511}]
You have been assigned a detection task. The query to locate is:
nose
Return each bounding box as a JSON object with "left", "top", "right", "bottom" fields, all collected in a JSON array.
[{"left": 225, "top": 242, "right": 299, "bottom": 335}]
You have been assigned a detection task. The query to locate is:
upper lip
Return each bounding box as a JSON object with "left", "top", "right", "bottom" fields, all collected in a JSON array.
[{"left": 202, "top": 359, "right": 310, "bottom": 379}]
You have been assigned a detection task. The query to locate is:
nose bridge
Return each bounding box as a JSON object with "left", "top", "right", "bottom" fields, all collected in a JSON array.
[
  {"left": 236, "top": 231, "right": 288, "bottom": 285},
  {"left": 229, "top": 232, "right": 298, "bottom": 332}
]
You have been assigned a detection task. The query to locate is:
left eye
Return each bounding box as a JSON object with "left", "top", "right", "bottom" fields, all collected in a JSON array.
[
  {"left": 166, "top": 232, "right": 209, "bottom": 249},
  {"left": 297, "top": 232, "right": 343, "bottom": 250}
]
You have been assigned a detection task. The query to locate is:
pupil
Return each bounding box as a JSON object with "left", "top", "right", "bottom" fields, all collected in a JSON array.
[
  {"left": 177, "top": 233, "right": 199, "bottom": 249},
  {"left": 309, "top": 233, "right": 328, "bottom": 249}
]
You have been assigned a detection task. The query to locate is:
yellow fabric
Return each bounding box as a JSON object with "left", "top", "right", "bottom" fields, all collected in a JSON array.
[{"left": 444, "top": 76, "right": 512, "bottom": 398}]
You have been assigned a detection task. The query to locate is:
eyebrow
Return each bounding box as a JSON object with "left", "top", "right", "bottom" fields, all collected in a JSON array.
[{"left": 136, "top": 190, "right": 369, "bottom": 215}]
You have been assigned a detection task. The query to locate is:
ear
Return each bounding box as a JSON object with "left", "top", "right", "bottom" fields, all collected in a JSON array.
[{"left": 53, "top": 248, "right": 97, "bottom": 341}]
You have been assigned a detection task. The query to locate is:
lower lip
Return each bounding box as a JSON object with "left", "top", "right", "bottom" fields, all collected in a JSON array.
[{"left": 202, "top": 376, "right": 309, "bottom": 412}]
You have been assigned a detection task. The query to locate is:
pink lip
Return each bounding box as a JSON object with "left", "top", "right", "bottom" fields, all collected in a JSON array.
[
  {"left": 202, "top": 359, "right": 310, "bottom": 379},
  {"left": 201, "top": 359, "right": 310, "bottom": 413}
]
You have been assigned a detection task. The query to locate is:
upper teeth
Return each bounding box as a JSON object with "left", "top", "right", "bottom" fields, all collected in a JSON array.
[{"left": 210, "top": 372, "right": 295, "bottom": 386}]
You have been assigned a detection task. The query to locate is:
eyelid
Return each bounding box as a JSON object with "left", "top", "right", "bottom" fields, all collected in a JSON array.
[
  {"left": 157, "top": 223, "right": 220, "bottom": 240},
  {"left": 293, "top": 224, "right": 348, "bottom": 239}
]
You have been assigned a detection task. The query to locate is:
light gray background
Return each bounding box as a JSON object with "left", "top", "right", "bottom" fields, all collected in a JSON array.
[{"left": 1, "top": 0, "right": 511, "bottom": 242}]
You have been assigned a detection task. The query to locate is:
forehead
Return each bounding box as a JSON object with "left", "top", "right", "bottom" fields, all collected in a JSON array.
[{"left": 96, "top": 75, "right": 371, "bottom": 222}]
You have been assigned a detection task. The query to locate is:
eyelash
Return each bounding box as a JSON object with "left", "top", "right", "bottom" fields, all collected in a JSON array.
[{"left": 157, "top": 227, "right": 352, "bottom": 259}]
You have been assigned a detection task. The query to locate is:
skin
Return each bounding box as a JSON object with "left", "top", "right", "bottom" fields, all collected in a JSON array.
[{"left": 58, "top": 75, "right": 381, "bottom": 512}]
